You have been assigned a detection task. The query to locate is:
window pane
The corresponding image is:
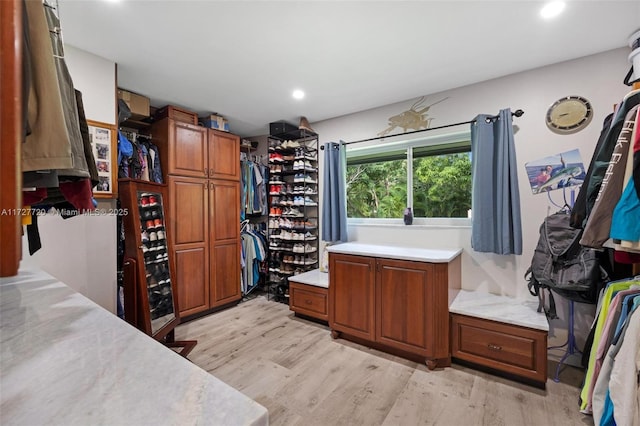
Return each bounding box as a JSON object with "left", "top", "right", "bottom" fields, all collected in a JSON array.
[
  {"left": 413, "top": 152, "right": 471, "bottom": 218},
  {"left": 346, "top": 159, "right": 407, "bottom": 218}
]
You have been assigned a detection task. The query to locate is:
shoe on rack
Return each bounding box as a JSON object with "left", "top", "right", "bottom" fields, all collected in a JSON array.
[
  {"left": 303, "top": 196, "right": 318, "bottom": 206},
  {"left": 303, "top": 175, "right": 317, "bottom": 184},
  {"left": 303, "top": 160, "right": 315, "bottom": 171},
  {"left": 304, "top": 243, "right": 317, "bottom": 253},
  {"left": 299, "top": 116, "right": 315, "bottom": 133},
  {"left": 287, "top": 140, "right": 300, "bottom": 148}
]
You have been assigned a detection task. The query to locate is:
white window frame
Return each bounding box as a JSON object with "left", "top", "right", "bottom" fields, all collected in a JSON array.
[{"left": 345, "top": 130, "right": 472, "bottom": 228}]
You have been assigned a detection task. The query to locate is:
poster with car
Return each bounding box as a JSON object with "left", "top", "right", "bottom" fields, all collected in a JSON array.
[{"left": 525, "top": 148, "right": 586, "bottom": 195}]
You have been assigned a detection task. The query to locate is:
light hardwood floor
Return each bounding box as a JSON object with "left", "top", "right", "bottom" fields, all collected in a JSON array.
[{"left": 175, "top": 296, "right": 594, "bottom": 426}]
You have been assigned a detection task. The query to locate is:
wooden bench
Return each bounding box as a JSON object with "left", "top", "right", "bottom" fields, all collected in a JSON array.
[{"left": 449, "top": 290, "right": 549, "bottom": 388}]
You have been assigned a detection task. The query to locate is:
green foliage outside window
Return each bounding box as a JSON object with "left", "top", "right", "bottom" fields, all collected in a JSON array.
[
  {"left": 346, "top": 149, "right": 471, "bottom": 219},
  {"left": 413, "top": 153, "right": 471, "bottom": 218},
  {"left": 346, "top": 160, "right": 407, "bottom": 218}
]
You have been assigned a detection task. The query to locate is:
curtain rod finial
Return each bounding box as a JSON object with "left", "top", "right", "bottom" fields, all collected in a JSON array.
[{"left": 514, "top": 109, "right": 524, "bottom": 117}]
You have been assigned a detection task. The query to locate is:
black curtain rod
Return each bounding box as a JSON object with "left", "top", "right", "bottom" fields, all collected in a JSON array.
[{"left": 320, "top": 109, "right": 524, "bottom": 150}]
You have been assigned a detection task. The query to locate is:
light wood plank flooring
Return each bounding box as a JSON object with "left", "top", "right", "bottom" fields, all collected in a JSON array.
[{"left": 175, "top": 296, "right": 594, "bottom": 426}]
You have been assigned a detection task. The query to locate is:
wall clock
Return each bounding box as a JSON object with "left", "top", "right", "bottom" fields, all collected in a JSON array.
[{"left": 545, "top": 96, "right": 593, "bottom": 134}]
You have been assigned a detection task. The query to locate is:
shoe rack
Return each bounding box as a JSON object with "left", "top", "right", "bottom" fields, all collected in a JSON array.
[
  {"left": 119, "top": 178, "right": 196, "bottom": 356},
  {"left": 267, "top": 130, "right": 319, "bottom": 303}
]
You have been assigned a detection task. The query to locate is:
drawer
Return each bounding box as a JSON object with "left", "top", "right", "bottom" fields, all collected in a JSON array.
[
  {"left": 451, "top": 314, "right": 547, "bottom": 384},
  {"left": 289, "top": 282, "right": 328, "bottom": 322}
]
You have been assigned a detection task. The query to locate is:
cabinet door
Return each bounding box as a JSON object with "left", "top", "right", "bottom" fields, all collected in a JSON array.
[
  {"left": 376, "top": 258, "right": 433, "bottom": 355},
  {"left": 210, "top": 180, "right": 240, "bottom": 243},
  {"left": 210, "top": 241, "right": 241, "bottom": 307},
  {"left": 329, "top": 253, "right": 375, "bottom": 340},
  {"left": 208, "top": 129, "right": 240, "bottom": 181},
  {"left": 174, "top": 246, "right": 209, "bottom": 316},
  {"left": 168, "top": 176, "right": 208, "bottom": 245},
  {"left": 209, "top": 180, "right": 241, "bottom": 307},
  {"left": 169, "top": 120, "right": 208, "bottom": 178},
  {"left": 167, "top": 176, "right": 209, "bottom": 316}
]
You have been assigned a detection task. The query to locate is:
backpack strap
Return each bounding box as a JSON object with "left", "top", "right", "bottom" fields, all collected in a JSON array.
[{"left": 545, "top": 289, "right": 558, "bottom": 320}]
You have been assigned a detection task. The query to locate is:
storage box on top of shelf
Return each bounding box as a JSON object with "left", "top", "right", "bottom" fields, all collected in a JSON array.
[
  {"left": 154, "top": 105, "right": 198, "bottom": 125},
  {"left": 270, "top": 121, "right": 298, "bottom": 137},
  {"left": 200, "top": 114, "right": 230, "bottom": 132},
  {"left": 117, "top": 89, "right": 150, "bottom": 120}
]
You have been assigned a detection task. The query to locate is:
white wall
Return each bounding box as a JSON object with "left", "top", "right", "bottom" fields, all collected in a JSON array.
[
  {"left": 21, "top": 46, "right": 118, "bottom": 313},
  {"left": 313, "top": 47, "right": 633, "bottom": 357}
]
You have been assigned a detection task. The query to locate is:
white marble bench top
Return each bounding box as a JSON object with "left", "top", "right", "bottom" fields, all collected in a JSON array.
[
  {"left": 326, "top": 242, "right": 462, "bottom": 263},
  {"left": 289, "top": 268, "right": 329, "bottom": 288},
  {"left": 0, "top": 268, "right": 269, "bottom": 426},
  {"left": 449, "top": 290, "right": 549, "bottom": 331}
]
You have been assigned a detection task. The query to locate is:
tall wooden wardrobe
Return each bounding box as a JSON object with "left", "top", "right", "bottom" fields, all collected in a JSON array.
[{"left": 151, "top": 118, "right": 241, "bottom": 317}]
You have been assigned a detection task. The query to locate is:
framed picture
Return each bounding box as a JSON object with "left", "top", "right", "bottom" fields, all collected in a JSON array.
[
  {"left": 525, "top": 148, "right": 586, "bottom": 195},
  {"left": 87, "top": 119, "right": 117, "bottom": 198}
]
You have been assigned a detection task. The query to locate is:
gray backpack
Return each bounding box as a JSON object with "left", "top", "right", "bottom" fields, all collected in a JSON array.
[{"left": 525, "top": 211, "right": 608, "bottom": 319}]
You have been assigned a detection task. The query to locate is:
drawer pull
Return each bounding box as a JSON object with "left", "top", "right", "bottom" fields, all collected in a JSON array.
[
  {"left": 305, "top": 299, "right": 313, "bottom": 305},
  {"left": 487, "top": 344, "right": 502, "bottom": 351}
]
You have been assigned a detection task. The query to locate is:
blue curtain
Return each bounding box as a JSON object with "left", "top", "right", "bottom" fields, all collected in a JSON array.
[
  {"left": 471, "top": 109, "right": 522, "bottom": 255},
  {"left": 321, "top": 142, "right": 348, "bottom": 242}
]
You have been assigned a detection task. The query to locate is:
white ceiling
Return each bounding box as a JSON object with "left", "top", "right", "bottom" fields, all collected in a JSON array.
[{"left": 58, "top": 1, "right": 640, "bottom": 137}]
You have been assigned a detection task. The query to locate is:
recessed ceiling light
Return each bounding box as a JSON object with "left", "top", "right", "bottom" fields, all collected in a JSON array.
[
  {"left": 540, "top": 1, "right": 565, "bottom": 19},
  {"left": 292, "top": 90, "right": 305, "bottom": 100}
]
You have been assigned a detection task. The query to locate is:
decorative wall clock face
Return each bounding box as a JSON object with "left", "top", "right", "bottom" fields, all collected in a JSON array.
[{"left": 545, "top": 96, "right": 593, "bottom": 134}]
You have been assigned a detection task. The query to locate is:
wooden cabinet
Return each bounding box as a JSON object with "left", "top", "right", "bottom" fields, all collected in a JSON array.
[
  {"left": 208, "top": 129, "right": 241, "bottom": 181},
  {"left": 450, "top": 314, "right": 547, "bottom": 386},
  {"left": 153, "top": 118, "right": 241, "bottom": 317},
  {"left": 289, "top": 282, "right": 329, "bottom": 322},
  {"left": 330, "top": 254, "right": 375, "bottom": 340},
  {"left": 167, "top": 175, "right": 209, "bottom": 316},
  {"left": 163, "top": 120, "right": 208, "bottom": 178},
  {"left": 329, "top": 251, "right": 460, "bottom": 369},
  {"left": 376, "top": 258, "right": 433, "bottom": 354}
]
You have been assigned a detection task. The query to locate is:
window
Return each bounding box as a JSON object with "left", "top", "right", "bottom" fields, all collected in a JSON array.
[{"left": 346, "top": 132, "right": 471, "bottom": 219}]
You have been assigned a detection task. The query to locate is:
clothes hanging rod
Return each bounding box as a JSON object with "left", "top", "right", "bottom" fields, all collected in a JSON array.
[{"left": 320, "top": 109, "right": 524, "bottom": 149}]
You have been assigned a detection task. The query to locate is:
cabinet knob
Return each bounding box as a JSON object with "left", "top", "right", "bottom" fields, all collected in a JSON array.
[
  {"left": 204, "top": 168, "right": 209, "bottom": 177},
  {"left": 487, "top": 344, "right": 502, "bottom": 351},
  {"left": 305, "top": 299, "right": 312, "bottom": 305}
]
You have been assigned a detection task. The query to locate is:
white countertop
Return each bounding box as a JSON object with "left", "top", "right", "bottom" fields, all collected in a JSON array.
[
  {"left": 289, "top": 269, "right": 329, "bottom": 288},
  {"left": 449, "top": 290, "right": 549, "bottom": 331},
  {"left": 0, "top": 268, "right": 268, "bottom": 426},
  {"left": 326, "top": 242, "right": 462, "bottom": 263}
]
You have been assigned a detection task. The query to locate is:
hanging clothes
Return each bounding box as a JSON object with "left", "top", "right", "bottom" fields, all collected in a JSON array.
[
  {"left": 581, "top": 105, "right": 638, "bottom": 248},
  {"left": 579, "top": 277, "right": 640, "bottom": 413},
  {"left": 22, "top": 0, "right": 73, "bottom": 172},
  {"left": 576, "top": 91, "right": 640, "bottom": 229},
  {"left": 240, "top": 223, "right": 267, "bottom": 294},
  {"left": 240, "top": 158, "right": 268, "bottom": 220},
  {"left": 592, "top": 300, "right": 640, "bottom": 425},
  {"left": 611, "top": 108, "right": 640, "bottom": 251}
]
